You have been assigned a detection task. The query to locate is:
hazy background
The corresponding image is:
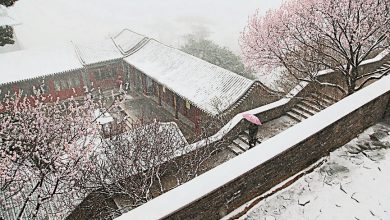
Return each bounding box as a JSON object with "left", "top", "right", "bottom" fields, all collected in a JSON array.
[{"left": 8, "top": 0, "right": 283, "bottom": 53}]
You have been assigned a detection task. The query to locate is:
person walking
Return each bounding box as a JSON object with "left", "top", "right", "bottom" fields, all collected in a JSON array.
[
  {"left": 242, "top": 113, "right": 262, "bottom": 149},
  {"left": 248, "top": 123, "right": 259, "bottom": 149}
]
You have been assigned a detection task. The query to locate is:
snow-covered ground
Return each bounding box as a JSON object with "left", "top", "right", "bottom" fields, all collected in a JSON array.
[
  {"left": 228, "top": 117, "right": 390, "bottom": 220},
  {"left": 7, "top": 0, "right": 283, "bottom": 53}
]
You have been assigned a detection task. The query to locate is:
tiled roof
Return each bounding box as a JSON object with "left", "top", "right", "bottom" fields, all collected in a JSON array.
[
  {"left": 73, "top": 39, "right": 123, "bottom": 65},
  {"left": 0, "top": 44, "right": 83, "bottom": 85},
  {"left": 124, "top": 40, "right": 254, "bottom": 116}
]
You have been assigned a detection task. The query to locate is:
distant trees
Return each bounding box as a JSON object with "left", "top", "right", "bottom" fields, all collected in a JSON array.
[
  {"left": 0, "top": 0, "right": 18, "bottom": 46},
  {"left": 181, "top": 35, "right": 254, "bottom": 79},
  {"left": 241, "top": 0, "right": 390, "bottom": 95}
]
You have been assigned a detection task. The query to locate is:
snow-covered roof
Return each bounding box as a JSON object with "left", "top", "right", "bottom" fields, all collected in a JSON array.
[
  {"left": 124, "top": 40, "right": 254, "bottom": 115},
  {"left": 0, "top": 5, "right": 19, "bottom": 26},
  {"left": 0, "top": 44, "right": 83, "bottom": 85},
  {"left": 112, "top": 29, "right": 149, "bottom": 55},
  {"left": 73, "top": 39, "right": 123, "bottom": 65}
]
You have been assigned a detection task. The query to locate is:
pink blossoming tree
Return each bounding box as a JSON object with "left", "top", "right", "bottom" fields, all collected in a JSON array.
[
  {"left": 241, "top": 0, "right": 390, "bottom": 95},
  {"left": 0, "top": 93, "right": 106, "bottom": 219}
]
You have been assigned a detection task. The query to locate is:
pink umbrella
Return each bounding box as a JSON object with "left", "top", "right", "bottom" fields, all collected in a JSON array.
[{"left": 242, "top": 113, "right": 262, "bottom": 125}]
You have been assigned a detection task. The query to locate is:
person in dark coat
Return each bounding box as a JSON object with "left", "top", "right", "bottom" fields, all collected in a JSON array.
[{"left": 248, "top": 123, "right": 259, "bottom": 149}]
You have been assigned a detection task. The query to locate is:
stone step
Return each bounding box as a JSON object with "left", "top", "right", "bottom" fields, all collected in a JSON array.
[
  {"left": 285, "top": 111, "right": 303, "bottom": 122},
  {"left": 233, "top": 138, "right": 250, "bottom": 151},
  {"left": 315, "top": 91, "right": 338, "bottom": 103},
  {"left": 242, "top": 130, "right": 262, "bottom": 141},
  {"left": 290, "top": 107, "right": 311, "bottom": 119},
  {"left": 382, "top": 63, "right": 390, "bottom": 68},
  {"left": 378, "top": 66, "right": 389, "bottom": 71},
  {"left": 238, "top": 134, "right": 250, "bottom": 143},
  {"left": 300, "top": 100, "right": 322, "bottom": 112},
  {"left": 307, "top": 96, "right": 329, "bottom": 109},
  {"left": 228, "top": 144, "right": 244, "bottom": 155},
  {"left": 239, "top": 133, "right": 262, "bottom": 145},
  {"left": 311, "top": 92, "right": 334, "bottom": 107},
  {"left": 295, "top": 103, "right": 318, "bottom": 115},
  {"left": 232, "top": 141, "right": 247, "bottom": 152}
]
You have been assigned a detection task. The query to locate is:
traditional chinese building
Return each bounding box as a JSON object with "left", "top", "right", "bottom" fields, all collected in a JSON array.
[{"left": 0, "top": 29, "right": 278, "bottom": 133}]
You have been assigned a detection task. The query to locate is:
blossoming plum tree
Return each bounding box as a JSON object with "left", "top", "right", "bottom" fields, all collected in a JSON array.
[
  {"left": 241, "top": 0, "right": 390, "bottom": 95},
  {"left": 0, "top": 93, "right": 103, "bottom": 219}
]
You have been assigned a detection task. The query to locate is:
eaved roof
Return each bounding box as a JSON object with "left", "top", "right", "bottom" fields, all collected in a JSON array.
[
  {"left": 124, "top": 40, "right": 254, "bottom": 116},
  {"left": 0, "top": 5, "right": 19, "bottom": 26},
  {"left": 112, "top": 29, "right": 149, "bottom": 55},
  {"left": 0, "top": 43, "right": 83, "bottom": 85},
  {"left": 73, "top": 39, "right": 123, "bottom": 65}
]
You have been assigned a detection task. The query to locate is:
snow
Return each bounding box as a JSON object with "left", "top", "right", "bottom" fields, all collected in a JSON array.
[
  {"left": 73, "top": 39, "right": 123, "bottom": 65},
  {"left": 8, "top": 0, "right": 284, "bottom": 53},
  {"left": 0, "top": 43, "right": 83, "bottom": 85},
  {"left": 94, "top": 109, "right": 114, "bottom": 125},
  {"left": 115, "top": 75, "right": 390, "bottom": 220},
  {"left": 0, "top": 5, "right": 19, "bottom": 26},
  {"left": 124, "top": 39, "right": 254, "bottom": 115},
  {"left": 361, "top": 48, "right": 390, "bottom": 65},
  {"left": 112, "top": 29, "right": 148, "bottom": 55},
  {"left": 316, "top": 48, "right": 390, "bottom": 76},
  {"left": 237, "top": 120, "right": 390, "bottom": 220}
]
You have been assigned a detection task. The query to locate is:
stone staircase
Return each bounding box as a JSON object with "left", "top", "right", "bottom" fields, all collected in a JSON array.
[
  {"left": 285, "top": 91, "right": 337, "bottom": 122},
  {"left": 224, "top": 60, "right": 389, "bottom": 156},
  {"left": 226, "top": 91, "right": 338, "bottom": 155},
  {"left": 227, "top": 131, "right": 262, "bottom": 155}
]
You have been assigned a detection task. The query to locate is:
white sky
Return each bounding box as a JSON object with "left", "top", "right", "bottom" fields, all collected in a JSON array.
[{"left": 8, "top": 0, "right": 283, "bottom": 53}]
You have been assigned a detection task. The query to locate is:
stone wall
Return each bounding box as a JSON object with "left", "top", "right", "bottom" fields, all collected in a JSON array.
[
  {"left": 162, "top": 88, "right": 390, "bottom": 219},
  {"left": 225, "top": 82, "right": 282, "bottom": 118}
]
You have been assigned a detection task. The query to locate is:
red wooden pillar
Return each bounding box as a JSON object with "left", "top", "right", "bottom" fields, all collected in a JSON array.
[
  {"left": 194, "top": 109, "right": 201, "bottom": 135},
  {"left": 174, "top": 95, "right": 178, "bottom": 119},
  {"left": 142, "top": 75, "right": 147, "bottom": 94},
  {"left": 158, "top": 85, "right": 162, "bottom": 106}
]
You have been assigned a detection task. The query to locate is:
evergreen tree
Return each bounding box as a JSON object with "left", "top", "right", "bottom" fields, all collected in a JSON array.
[{"left": 0, "top": 0, "right": 18, "bottom": 47}]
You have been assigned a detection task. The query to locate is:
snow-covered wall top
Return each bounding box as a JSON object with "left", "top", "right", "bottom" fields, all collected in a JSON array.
[
  {"left": 111, "top": 29, "right": 147, "bottom": 55},
  {"left": 73, "top": 39, "right": 123, "bottom": 65},
  {"left": 0, "top": 44, "right": 83, "bottom": 85},
  {"left": 116, "top": 74, "right": 390, "bottom": 220},
  {"left": 124, "top": 39, "right": 254, "bottom": 116}
]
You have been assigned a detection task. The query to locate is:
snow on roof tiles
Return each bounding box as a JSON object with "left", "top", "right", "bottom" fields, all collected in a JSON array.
[
  {"left": 0, "top": 44, "right": 83, "bottom": 85},
  {"left": 124, "top": 40, "right": 254, "bottom": 116},
  {"left": 112, "top": 29, "right": 149, "bottom": 55},
  {"left": 73, "top": 39, "right": 123, "bottom": 65}
]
